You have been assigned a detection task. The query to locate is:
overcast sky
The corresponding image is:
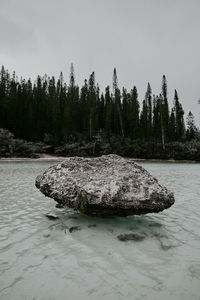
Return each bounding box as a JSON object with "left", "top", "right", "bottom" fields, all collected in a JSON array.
[{"left": 1, "top": 0, "right": 200, "bottom": 125}]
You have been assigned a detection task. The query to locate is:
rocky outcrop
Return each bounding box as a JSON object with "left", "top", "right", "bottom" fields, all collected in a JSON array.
[{"left": 35, "top": 154, "right": 175, "bottom": 216}]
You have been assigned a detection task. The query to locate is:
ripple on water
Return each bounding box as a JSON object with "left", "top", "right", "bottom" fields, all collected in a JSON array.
[{"left": 0, "top": 161, "right": 200, "bottom": 300}]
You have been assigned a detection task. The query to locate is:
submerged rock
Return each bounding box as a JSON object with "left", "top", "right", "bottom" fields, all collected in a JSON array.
[
  {"left": 69, "top": 226, "right": 81, "bottom": 233},
  {"left": 88, "top": 224, "right": 97, "bottom": 228},
  {"left": 36, "top": 154, "right": 175, "bottom": 216},
  {"left": 55, "top": 203, "right": 64, "bottom": 209},
  {"left": 45, "top": 213, "right": 59, "bottom": 220},
  {"left": 117, "top": 233, "right": 145, "bottom": 241}
]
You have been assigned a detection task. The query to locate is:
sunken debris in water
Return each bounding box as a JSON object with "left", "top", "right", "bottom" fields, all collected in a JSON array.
[{"left": 35, "top": 154, "right": 175, "bottom": 216}]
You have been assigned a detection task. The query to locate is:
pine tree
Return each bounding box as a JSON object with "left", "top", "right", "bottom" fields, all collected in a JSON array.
[
  {"left": 161, "top": 75, "right": 169, "bottom": 141},
  {"left": 169, "top": 108, "right": 176, "bottom": 141},
  {"left": 67, "top": 64, "right": 80, "bottom": 133},
  {"left": 80, "top": 79, "right": 88, "bottom": 133},
  {"left": 152, "top": 95, "right": 159, "bottom": 140},
  {"left": 186, "top": 111, "right": 197, "bottom": 140},
  {"left": 0, "top": 66, "right": 8, "bottom": 129},
  {"left": 113, "top": 68, "right": 124, "bottom": 138},
  {"left": 69, "top": 63, "right": 75, "bottom": 88},
  {"left": 159, "top": 94, "right": 166, "bottom": 150},
  {"left": 140, "top": 99, "right": 148, "bottom": 139},
  {"left": 122, "top": 87, "right": 130, "bottom": 136},
  {"left": 130, "top": 86, "right": 140, "bottom": 139},
  {"left": 88, "top": 72, "right": 96, "bottom": 139},
  {"left": 145, "top": 82, "right": 152, "bottom": 138},
  {"left": 174, "top": 89, "right": 185, "bottom": 140}
]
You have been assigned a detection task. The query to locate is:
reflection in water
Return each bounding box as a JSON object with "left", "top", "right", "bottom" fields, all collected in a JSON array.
[{"left": 0, "top": 161, "right": 200, "bottom": 300}]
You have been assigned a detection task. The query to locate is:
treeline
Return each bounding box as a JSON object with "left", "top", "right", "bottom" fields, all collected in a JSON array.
[{"left": 0, "top": 64, "right": 199, "bottom": 159}]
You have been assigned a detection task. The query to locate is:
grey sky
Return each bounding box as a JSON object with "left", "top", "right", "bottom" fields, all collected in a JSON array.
[{"left": 1, "top": 0, "right": 200, "bottom": 125}]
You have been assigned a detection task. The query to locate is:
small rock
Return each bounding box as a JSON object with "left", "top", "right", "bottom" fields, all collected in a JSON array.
[
  {"left": 45, "top": 214, "right": 59, "bottom": 220},
  {"left": 117, "top": 233, "right": 145, "bottom": 241},
  {"left": 160, "top": 238, "right": 172, "bottom": 250},
  {"left": 43, "top": 234, "right": 51, "bottom": 238},
  {"left": 88, "top": 224, "right": 97, "bottom": 228},
  {"left": 69, "top": 226, "right": 81, "bottom": 233}
]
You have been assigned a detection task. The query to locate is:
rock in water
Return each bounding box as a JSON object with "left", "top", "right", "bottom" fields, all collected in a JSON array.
[
  {"left": 117, "top": 233, "right": 145, "bottom": 241},
  {"left": 69, "top": 226, "right": 81, "bottom": 233},
  {"left": 45, "top": 213, "right": 59, "bottom": 220},
  {"left": 35, "top": 155, "right": 175, "bottom": 216}
]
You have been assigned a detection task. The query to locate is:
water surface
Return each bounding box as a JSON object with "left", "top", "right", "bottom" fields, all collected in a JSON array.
[{"left": 0, "top": 161, "right": 200, "bottom": 300}]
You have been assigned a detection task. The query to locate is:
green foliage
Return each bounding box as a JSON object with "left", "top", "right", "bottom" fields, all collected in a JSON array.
[
  {"left": 77, "top": 194, "right": 88, "bottom": 214},
  {"left": 0, "top": 128, "right": 41, "bottom": 158},
  {"left": 173, "top": 90, "right": 185, "bottom": 140},
  {"left": 186, "top": 111, "right": 197, "bottom": 141},
  {"left": 0, "top": 65, "right": 199, "bottom": 160},
  {"left": 55, "top": 203, "right": 64, "bottom": 209}
]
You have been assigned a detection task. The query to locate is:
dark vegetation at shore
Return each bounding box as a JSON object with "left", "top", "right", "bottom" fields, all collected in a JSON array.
[{"left": 0, "top": 65, "right": 199, "bottom": 160}]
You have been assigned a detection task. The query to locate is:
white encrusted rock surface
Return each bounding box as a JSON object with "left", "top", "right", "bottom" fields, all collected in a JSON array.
[{"left": 35, "top": 154, "right": 175, "bottom": 216}]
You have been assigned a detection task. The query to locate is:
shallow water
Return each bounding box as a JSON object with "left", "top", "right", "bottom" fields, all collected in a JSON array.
[{"left": 0, "top": 161, "right": 200, "bottom": 300}]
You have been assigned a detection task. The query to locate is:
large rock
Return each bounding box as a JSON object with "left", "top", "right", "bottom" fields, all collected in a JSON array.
[{"left": 35, "top": 154, "right": 175, "bottom": 216}]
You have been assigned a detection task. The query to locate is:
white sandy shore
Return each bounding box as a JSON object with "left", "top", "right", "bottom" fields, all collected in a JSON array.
[{"left": 0, "top": 154, "right": 65, "bottom": 162}]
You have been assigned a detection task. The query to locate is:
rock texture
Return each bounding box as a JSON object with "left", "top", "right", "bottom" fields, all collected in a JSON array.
[
  {"left": 35, "top": 154, "right": 175, "bottom": 216},
  {"left": 117, "top": 233, "right": 145, "bottom": 241}
]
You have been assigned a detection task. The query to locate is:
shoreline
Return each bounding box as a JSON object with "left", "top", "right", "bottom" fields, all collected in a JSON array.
[
  {"left": 0, "top": 154, "right": 199, "bottom": 163},
  {"left": 0, "top": 154, "right": 65, "bottom": 162}
]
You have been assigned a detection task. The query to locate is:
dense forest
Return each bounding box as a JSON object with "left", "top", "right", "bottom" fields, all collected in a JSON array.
[{"left": 0, "top": 65, "right": 199, "bottom": 160}]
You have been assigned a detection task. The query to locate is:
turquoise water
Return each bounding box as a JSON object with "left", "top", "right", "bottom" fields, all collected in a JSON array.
[{"left": 0, "top": 161, "right": 200, "bottom": 300}]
